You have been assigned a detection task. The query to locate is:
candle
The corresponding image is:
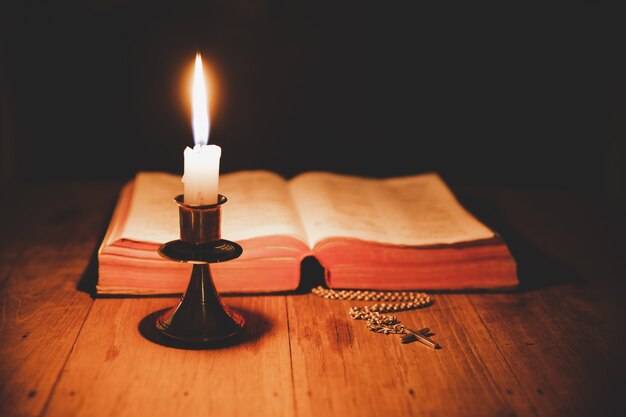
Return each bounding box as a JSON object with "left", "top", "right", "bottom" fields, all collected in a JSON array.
[{"left": 183, "top": 53, "right": 221, "bottom": 206}]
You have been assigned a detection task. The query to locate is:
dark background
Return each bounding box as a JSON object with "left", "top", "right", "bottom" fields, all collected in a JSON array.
[{"left": 1, "top": 1, "right": 625, "bottom": 210}]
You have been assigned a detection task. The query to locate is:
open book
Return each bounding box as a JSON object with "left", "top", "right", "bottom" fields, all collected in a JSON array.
[{"left": 97, "top": 171, "right": 518, "bottom": 295}]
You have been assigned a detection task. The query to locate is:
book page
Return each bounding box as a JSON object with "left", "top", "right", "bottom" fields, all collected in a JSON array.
[
  {"left": 289, "top": 172, "right": 494, "bottom": 248},
  {"left": 120, "top": 171, "right": 308, "bottom": 244}
]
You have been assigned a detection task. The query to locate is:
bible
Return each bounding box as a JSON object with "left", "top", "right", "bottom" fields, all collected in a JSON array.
[{"left": 97, "top": 171, "right": 518, "bottom": 295}]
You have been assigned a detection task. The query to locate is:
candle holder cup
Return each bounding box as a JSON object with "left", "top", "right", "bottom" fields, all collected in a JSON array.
[{"left": 155, "top": 194, "right": 245, "bottom": 343}]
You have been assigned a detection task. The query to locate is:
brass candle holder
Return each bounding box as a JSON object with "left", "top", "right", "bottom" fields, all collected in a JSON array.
[{"left": 155, "top": 194, "right": 245, "bottom": 343}]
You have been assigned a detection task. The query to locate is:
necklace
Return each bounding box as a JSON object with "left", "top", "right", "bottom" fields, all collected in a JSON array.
[{"left": 311, "top": 286, "right": 440, "bottom": 348}]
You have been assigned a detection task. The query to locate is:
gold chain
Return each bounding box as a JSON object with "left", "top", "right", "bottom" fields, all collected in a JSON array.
[{"left": 311, "top": 286, "right": 432, "bottom": 335}]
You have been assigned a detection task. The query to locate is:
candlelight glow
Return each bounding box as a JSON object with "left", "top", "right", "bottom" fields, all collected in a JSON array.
[{"left": 192, "top": 53, "right": 210, "bottom": 146}]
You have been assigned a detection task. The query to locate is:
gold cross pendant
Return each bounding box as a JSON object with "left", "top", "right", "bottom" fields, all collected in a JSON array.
[{"left": 400, "top": 327, "right": 441, "bottom": 349}]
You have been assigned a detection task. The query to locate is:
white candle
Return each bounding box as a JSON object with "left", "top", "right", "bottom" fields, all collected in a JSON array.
[
  {"left": 183, "top": 53, "right": 221, "bottom": 205},
  {"left": 183, "top": 144, "right": 221, "bottom": 205}
]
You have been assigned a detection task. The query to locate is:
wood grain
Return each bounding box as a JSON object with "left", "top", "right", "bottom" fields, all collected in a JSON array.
[
  {"left": 471, "top": 286, "right": 626, "bottom": 417},
  {"left": 1, "top": 183, "right": 625, "bottom": 417},
  {"left": 43, "top": 296, "right": 295, "bottom": 417},
  {"left": 287, "top": 293, "right": 537, "bottom": 417},
  {"left": 462, "top": 187, "right": 626, "bottom": 417},
  {"left": 0, "top": 182, "right": 119, "bottom": 417}
]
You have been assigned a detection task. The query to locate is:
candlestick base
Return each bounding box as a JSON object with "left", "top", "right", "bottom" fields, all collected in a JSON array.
[
  {"left": 153, "top": 194, "right": 245, "bottom": 344},
  {"left": 156, "top": 263, "right": 245, "bottom": 343}
]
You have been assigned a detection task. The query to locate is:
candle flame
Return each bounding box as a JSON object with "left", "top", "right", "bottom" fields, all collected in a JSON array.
[{"left": 192, "top": 53, "right": 210, "bottom": 146}]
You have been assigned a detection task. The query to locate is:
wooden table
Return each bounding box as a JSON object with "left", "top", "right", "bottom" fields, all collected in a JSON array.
[{"left": 1, "top": 182, "right": 625, "bottom": 417}]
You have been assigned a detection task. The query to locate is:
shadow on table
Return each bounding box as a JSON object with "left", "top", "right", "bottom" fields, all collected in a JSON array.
[
  {"left": 456, "top": 191, "right": 585, "bottom": 293},
  {"left": 293, "top": 256, "right": 326, "bottom": 294},
  {"left": 77, "top": 246, "right": 99, "bottom": 297},
  {"left": 137, "top": 306, "right": 271, "bottom": 350},
  {"left": 77, "top": 195, "right": 118, "bottom": 297},
  {"left": 505, "top": 232, "right": 584, "bottom": 292}
]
